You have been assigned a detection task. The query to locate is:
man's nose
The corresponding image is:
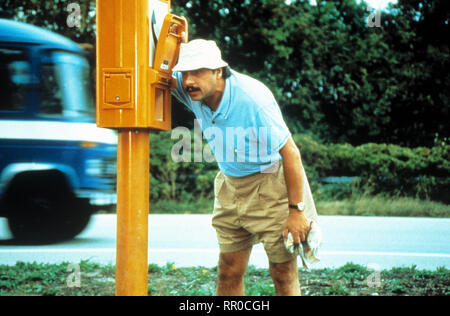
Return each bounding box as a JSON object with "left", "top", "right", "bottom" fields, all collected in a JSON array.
[{"left": 182, "top": 72, "right": 196, "bottom": 86}]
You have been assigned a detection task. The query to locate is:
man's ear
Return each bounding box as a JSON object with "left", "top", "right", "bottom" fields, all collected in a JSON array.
[{"left": 215, "top": 68, "right": 223, "bottom": 79}]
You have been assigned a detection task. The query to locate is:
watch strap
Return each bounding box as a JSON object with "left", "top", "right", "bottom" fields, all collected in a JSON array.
[{"left": 289, "top": 202, "right": 305, "bottom": 211}]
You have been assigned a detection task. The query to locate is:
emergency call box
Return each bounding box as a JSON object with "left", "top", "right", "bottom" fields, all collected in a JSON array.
[{"left": 96, "top": 0, "right": 186, "bottom": 130}]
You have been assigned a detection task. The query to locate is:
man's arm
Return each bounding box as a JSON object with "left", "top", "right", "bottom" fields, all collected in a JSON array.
[{"left": 279, "top": 137, "right": 310, "bottom": 243}]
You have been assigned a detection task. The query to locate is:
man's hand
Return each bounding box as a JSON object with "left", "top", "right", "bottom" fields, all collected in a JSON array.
[
  {"left": 284, "top": 211, "right": 310, "bottom": 244},
  {"left": 181, "top": 31, "right": 188, "bottom": 43},
  {"left": 280, "top": 137, "right": 310, "bottom": 243}
]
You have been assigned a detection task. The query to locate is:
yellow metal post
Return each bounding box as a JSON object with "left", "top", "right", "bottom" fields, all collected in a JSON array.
[
  {"left": 115, "top": 130, "right": 149, "bottom": 296},
  {"left": 96, "top": 0, "right": 186, "bottom": 296}
]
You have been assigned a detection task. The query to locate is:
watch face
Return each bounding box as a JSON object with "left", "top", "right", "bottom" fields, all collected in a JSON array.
[{"left": 297, "top": 202, "right": 305, "bottom": 211}]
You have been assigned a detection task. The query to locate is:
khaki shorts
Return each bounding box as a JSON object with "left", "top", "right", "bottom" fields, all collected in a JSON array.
[{"left": 212, "top": 163, "right": 296, "bottom": 264}]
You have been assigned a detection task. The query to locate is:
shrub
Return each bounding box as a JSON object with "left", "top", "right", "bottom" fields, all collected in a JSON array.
[
  {"left": 296, "top": 135, "right": 449, "bottom": 202},
  {"left": 149, "top": 132, "right": 449, "bottom": 203}
]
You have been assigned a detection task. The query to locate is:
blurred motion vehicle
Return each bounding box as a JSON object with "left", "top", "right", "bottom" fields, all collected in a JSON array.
[{"left": 0, "top": 19, "right": 117, "bottom": 243}]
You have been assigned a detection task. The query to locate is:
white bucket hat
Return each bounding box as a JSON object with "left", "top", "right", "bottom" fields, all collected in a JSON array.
[{"left": 173, "top": 39, "right": 228, "bottom": 72}]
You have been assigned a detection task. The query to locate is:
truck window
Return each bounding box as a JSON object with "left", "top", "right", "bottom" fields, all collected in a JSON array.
[
  {"left": 39, "top": 51, "right": 94, "bottom": 119},
  {"left": 0, "top": 47, "right": 30, "bottom": 112}
]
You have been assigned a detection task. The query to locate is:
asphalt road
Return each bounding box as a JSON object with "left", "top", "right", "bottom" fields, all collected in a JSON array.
[{"left": 0, "top": 215, "right": 449, "bottom": 270}]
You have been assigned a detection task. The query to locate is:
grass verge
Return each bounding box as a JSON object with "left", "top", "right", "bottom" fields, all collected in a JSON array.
[
  {"left": 316, "top": 195, "right": 450, "bottom": 217},
  {"left": 147, "top": 196, "right": 450, "bottom": 218},
  {"left": 0, "top": 261, "right": 448, "bottom": 296}
]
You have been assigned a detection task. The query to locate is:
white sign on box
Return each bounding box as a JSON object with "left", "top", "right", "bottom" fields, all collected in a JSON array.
[{"left": 149, "top": 0, "right": 169, "bottom": 67}]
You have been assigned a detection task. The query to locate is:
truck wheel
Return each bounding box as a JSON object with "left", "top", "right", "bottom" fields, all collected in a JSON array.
[
  {"left": 7, "top": 197, "right": 92, "bottom": 244},
  {"left": 4, "top": 171, "right": 92, "bottom": 244}
]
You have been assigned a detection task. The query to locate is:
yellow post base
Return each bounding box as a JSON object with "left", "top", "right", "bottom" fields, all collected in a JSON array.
[{"left": 115, "top": 129, "right": 149, "bottom": 296}]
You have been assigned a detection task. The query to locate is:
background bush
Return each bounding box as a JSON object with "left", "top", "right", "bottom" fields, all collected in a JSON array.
[
  {"left": 150, "top": 132, "right": 218, "bottom": 203},
  {"left": 150, "top": 133, "right": 450, "bottom": 204}
]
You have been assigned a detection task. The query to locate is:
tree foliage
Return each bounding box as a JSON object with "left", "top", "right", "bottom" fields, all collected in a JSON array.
[
  {"left": 0, "top": 0, "right": 96, "bottom": 43},
  {"left": 172, "top": 0, "right": 449, "bottom": 147},
  {"left": 1, "top": 0, "right": 448, "bottom": 147}
]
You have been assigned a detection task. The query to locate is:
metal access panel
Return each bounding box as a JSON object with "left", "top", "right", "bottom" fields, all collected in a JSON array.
[{"left": 96, "top": 0, "right": 186, "bottom": 130}]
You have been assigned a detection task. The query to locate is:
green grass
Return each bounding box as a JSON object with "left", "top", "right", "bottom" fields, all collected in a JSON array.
[
  {"left": 146, "top": 195, "right": 450, "bottom": 218},
  {"left": 0, "top": 261, "right": 448, "bottom": 296},
  {"left": 150, "top": 198, "right": 214, "bottom": 214},
  {"left": 315, "top": 195, "right": 450, "bottom": 217}
]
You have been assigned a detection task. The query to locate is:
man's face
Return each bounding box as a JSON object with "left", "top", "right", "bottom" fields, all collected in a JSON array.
[{"left": 181, "top": 68, "right": 221, "bottom": 102}]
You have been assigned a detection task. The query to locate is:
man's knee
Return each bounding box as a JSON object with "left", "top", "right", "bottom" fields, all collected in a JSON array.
[
  {"left": 269, "top": 259, "right": 301, "bottom": 296},
  {"left": 218, "top": 248, "right": 251, "bottom": 280},
  {"left": 218, "top": 267, "right": 244, "bottom": 284},
  {"left": 269, "top": 259, "right": 298, "bottom": 284}
]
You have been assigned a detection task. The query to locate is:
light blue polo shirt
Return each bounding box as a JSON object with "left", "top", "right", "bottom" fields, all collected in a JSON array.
[{"left": 172, "top": 69, "right": 291, "bottom": 177}]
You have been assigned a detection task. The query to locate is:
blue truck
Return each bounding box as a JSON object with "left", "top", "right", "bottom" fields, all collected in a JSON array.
[{"left": 0, "top": 19, "right": 117, "bottom": 243}]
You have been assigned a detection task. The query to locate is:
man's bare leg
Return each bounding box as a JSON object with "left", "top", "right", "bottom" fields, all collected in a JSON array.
[
  {"left": 216, "top": 247, "right": 252, "bottom": 296},
  {"left": 269, "top": 258, "right": 301, "bottom": 296}
]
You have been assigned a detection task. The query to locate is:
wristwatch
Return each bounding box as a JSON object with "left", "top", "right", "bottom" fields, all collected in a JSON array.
[{"left": 289, "top": 202, "right": 305, "bottom": 212}]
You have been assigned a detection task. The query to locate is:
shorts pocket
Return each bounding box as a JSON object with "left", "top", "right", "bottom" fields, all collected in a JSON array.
[
  {"left": 257, "top": 173, "right": 288, "bottom": 208},
  {"left": 214, "top": 172, "right": 235, "bottom": 210},
  {"left": 214, "top": 172, "right": 225, "bottom": 197}
]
